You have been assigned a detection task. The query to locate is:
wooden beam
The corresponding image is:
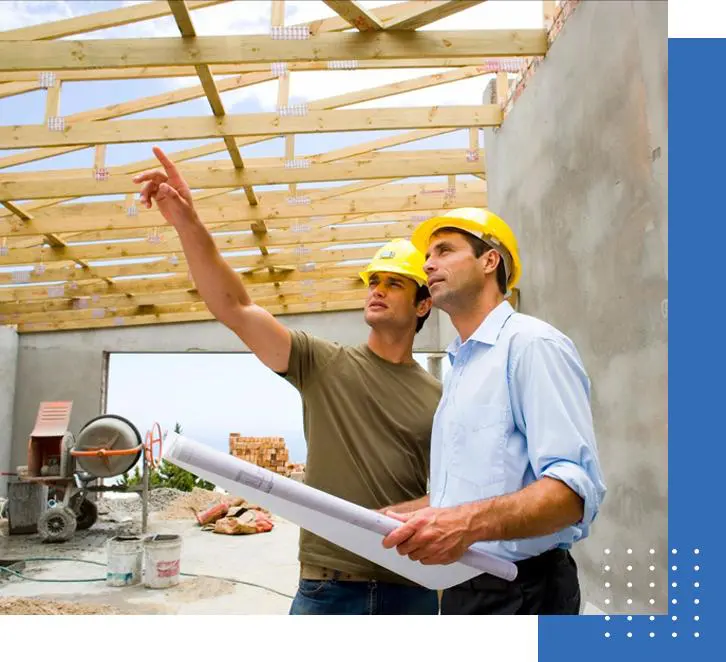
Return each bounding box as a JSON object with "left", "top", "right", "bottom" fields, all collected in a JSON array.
[
  {"left": 0, "top": 0, "right": 227, "bottom": 41},
  {"left": 0, "top": 64, "right": 487, "bottom": 173},
  {"left": 15, "top": 298, "right": 366, "bottom": 334},
  {"left": 0, "top": 220, "right": 419, "bottom": 267},
  {"left": 0, "top": 57, "right": 512, "bottom": 85},
  {"left": 0, "top": 263, "right": 367, "bottom": 304},
  {"left": 0, "top": 149, "right": 484, "bottom": 200},
  {"left": 384, "top": 0, "right": 485, "bottom": 30},
  {"left": 0, "top": 72, "right": 276, "bottom": 171},
  {"left": 1, "top": 276, "right": 364, "bottom": 316},
  {"left": 0, "top": 130, "right": 458, "bottom": 182},
  {"left": 7, "top": 207, "right": 446, "bottom": 250},
  {"left": 4, "top": 283, "right": 367, "bottom": 325},
  {"left": 1, "top": 194, "right": 486, "bottom": 259},
  {"left": 167, "top": 0, "right": 256, "bottom": 205},
  {"left": 0, "top": 30, "right": 548, "bottom": 71},
  {"left": 0, "top": 105, "right": 501, "bottom": 151},
  {"left": 1, "top": 201, "right": 33, "bottom": 221},
  {"left": 0, "top": 179, "right": 484, "bottom": 234},
  {"left": 0, "top": 82, "right": 41, "bottom": 99},
  {"left": 43, "top": 81, "right": 62, "bottom": 122},
  {"left": 0, "top": 263, "right": 361, "bottom": 302},
  {"left": 496, "top": 71, "right": 509, "bottom": 106},
  {"left": 323, "top": 1, "right": 384, "bottom": 31}
]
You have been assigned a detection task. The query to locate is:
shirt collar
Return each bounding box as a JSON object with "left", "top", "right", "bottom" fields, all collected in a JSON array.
[{"left": 446, "top": 300, "right": 515, "bottom": 361}]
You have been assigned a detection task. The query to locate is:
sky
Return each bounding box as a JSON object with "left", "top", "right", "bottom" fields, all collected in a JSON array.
[{"left": 2, "top": 1, "right": 534, "bottom": 469}]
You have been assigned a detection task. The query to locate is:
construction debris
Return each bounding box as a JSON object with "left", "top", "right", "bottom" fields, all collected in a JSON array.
[
  {"left": 206, "top": 509, "right": 274, "bottom": 535},
  {"left": 157, "top": 487, "right": 253, "bottom": 521}
]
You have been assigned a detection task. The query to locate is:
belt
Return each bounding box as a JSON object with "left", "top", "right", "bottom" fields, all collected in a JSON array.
[{"left": 300, "top": 563, "right": 376, "bottom": 582}]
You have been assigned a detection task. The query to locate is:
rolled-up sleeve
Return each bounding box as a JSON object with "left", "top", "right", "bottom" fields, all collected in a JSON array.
[{"left": 510, "top": 335, "right": 607, "bottom": 528}]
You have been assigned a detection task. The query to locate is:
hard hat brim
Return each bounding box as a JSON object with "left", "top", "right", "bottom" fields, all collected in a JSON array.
[
  {"left": 411, "top": 215, "right": 485, "bottom": 254},
  {"left": 359, "top": 266, "right": 428, "bottom": 288}
]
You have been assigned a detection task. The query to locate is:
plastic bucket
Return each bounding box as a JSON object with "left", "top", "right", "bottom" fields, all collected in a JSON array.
[
  {"left": 143, "top": 534, "right": 182, "bottom": 589},
  {"left": 106, "top": 536, "right": 143, "bottom": 587}
]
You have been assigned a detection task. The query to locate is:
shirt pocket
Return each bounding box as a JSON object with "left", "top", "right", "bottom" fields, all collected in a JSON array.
[{"left": 449, "top": 404, "right": 509, "bottom": 498}]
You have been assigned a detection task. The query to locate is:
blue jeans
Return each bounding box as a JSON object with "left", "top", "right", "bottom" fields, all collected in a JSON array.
[{"left": 289, "top": 579, "right": 439, "bottom": 615}]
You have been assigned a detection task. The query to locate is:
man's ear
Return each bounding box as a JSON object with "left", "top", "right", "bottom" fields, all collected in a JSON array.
[
  {"left": 416, "top": 296, "right": 433, "bottom": 317},
  {"left": 480, "top": 249, "right": 501, "bottom": 276}
]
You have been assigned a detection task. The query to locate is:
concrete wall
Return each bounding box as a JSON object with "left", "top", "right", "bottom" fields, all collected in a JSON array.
[
  {"left": 11, "top": 309, "right": 442, "bottom": 480},
  {"left": 484, "top": 1, "right": 668, "bottom": 613},
  {"left": 0, "top": 326, "right": 18, "bottom": 497}
]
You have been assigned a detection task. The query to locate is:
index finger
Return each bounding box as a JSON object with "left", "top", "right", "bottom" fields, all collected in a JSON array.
[{"left": 152, "top": 145, "right": 181, "bottom": 178}]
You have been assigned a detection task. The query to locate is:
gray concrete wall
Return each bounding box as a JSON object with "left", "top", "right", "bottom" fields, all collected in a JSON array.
[
  {"left": 11, "top": 309, "right": 442, "bottom": 479},
  {"left": 484, "top": 1, "right": 668, "bottom": 613},
  {"left": 0, "top": 326, "right": 18, "bottom": 497}
]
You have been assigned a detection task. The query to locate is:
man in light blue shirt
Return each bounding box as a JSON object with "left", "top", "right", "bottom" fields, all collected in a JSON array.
[{"left": 382, "top": 208, "right": 606, "bottom": 615}]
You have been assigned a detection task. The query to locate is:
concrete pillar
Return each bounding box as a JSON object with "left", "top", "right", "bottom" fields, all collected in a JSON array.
[
  {"left": 426, "top": 354, "right": 443, "bottom": 381},
  {"left": 0, "top": 326, "right": 18, "bottom": 497}
]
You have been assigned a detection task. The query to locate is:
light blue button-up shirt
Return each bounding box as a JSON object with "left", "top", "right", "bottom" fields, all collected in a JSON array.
[{"left": 430, "top": 300, "right": 606, "bottom": 562}]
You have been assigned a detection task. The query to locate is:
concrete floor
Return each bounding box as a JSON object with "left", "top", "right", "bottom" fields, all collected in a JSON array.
[{"left": 0, "top": 513, "right": 300, "bottom": 614}]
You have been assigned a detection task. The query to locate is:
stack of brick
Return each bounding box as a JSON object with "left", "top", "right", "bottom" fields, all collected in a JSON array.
[{"left": 229, "top": 433, "right": 293, "bottom": 476}]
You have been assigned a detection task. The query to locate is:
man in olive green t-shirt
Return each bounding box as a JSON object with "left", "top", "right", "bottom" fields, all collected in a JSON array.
[{"left": 132, "top": 148, "right": 442, "bottom": 615}]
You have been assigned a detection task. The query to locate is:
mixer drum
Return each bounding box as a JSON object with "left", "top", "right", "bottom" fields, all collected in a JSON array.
[{"left": 73, "top": 414, "right": 143, "bottom": 478}]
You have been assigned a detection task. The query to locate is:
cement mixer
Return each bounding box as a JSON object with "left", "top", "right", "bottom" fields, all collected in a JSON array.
[{"left": 9, "top": 401, "right": 161, "bottom": 542}]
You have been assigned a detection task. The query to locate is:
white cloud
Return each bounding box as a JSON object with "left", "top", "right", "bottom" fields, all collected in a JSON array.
[{"left": 0, "top": 0, "right": 74, "bottom": 31}]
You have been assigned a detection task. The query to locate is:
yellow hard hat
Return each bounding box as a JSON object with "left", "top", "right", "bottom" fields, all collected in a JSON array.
[
  {"left": 359, "top": 239, "right": 428, "bottom": 288},
  {"left": 411, "top": 207, "right": 522, "bottom": 289}
]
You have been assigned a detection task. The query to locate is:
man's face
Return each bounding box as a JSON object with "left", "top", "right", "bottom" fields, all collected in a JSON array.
[
  {"left": 423, "top": 230, "right": 488, "bottom": 309},
  {"left": 363, "top": 271, "right": 429, "bottom": 332}
]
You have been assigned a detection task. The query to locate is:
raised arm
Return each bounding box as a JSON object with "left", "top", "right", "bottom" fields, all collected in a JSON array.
[{"left": 133, "top": 146, "right": 291, "bottom": 372}]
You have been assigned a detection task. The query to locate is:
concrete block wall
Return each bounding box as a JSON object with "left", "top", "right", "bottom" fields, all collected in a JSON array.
[
  {"left": 0, "top": 326, "right": 18, "bottom": 497},
  {"left": 484, "top": 0, "right": 668, "bottom": 612}
]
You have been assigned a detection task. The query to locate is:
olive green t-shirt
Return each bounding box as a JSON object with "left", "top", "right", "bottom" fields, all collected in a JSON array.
[{"left": 282, "top": 330, "right": 442, "bottom": 584}]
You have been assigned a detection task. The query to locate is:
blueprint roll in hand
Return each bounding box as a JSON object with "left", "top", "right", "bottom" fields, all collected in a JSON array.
[{"left": 163, "top": 432, "right": 517, "bottom": 589}]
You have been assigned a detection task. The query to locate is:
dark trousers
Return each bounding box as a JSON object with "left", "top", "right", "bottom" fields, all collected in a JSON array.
[
  {"left": 441, "top": 548, "right": 581, "bottom": 615},
  {"left": 289, "top": 579, "right": 439, "bottom": 615}
]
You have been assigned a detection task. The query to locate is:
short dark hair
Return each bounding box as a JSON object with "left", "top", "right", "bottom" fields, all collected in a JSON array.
[
  {"left": 438, "top": 227, "right": 507, "bottom": 295},
  {"left": 414, "top": 284, "right": 431, "bottom": 333}
]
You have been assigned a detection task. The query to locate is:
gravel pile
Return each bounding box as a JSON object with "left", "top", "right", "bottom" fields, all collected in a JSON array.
[
  {"left": 149, "top": 487, "right": 186, "bottom": 511},
  {"left": 99, "top": 487, "right": 184, "bottom": 517}
]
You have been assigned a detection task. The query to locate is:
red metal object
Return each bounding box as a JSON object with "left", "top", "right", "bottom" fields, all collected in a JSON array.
[
  {"left": 30, "top": 401, "right": 72, "bottom": 438},
  {"left": 144, "top": 422, "right": 163, "bottom": 469}
]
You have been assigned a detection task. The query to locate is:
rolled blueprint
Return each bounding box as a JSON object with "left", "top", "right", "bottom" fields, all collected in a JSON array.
[{"left": 163, "top": 433, "right": 517, "bottom": 589}]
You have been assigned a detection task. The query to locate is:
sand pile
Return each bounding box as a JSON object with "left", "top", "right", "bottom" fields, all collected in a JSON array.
[
  {"left": 0, "top": 598, "right": 120, "bottom": 615},
  {"left": 169, "top": 576, "right": 237, "bottom": 603}
]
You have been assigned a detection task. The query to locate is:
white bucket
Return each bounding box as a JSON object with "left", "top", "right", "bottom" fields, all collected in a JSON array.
[
  {"left": 106, "top": 536, "right": 143, "bottom": 587},
  {"left": 143, "top": 534, "right": 182, "bottom": 589}
]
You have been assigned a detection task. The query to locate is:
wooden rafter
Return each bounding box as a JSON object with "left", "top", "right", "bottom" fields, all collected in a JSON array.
[
  {"left": 0, "top": 149, "right": 483, "bottom": 201},
  {"left": 0, "top": 30, "right": 547, "bottom": 72},
  {"left": 383, "top": 1, "right": 486, "bottom": 30},
  {"left": 0, "top": 105, "right": 501, "bottom": 151},
  {"left": 0, "top": 0, "right": 544, "bottom": 332},
  {"left": 167, "top": 0, "right": 257, "bottom": 205},
  {"left": 0, "top": 60, "right": 489, "bottom": 175},
  {"left": 0, "top": 181, "right": 485, "bottom": 241},
  {"left": 322, "top": 1, "right": 385, "bottom": 31}
]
